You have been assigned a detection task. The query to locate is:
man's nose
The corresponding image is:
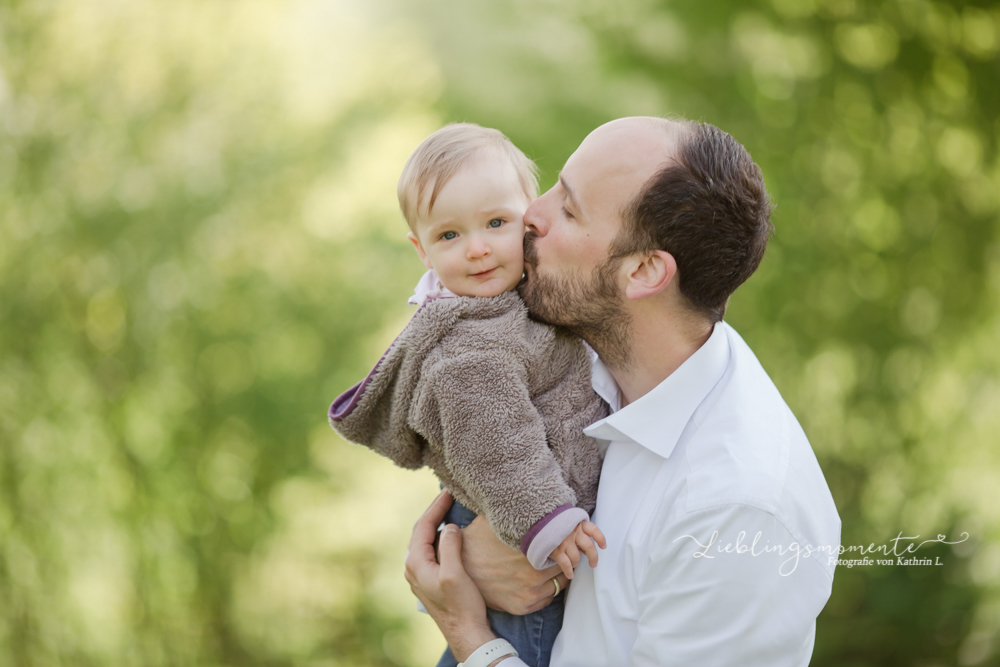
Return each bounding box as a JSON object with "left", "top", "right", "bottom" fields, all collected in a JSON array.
[{"left": 523, "top": 196, "right": 550, "bottom": 237}]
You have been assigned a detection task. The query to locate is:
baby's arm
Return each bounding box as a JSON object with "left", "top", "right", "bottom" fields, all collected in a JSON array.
[
  {"left": 549, "top": 520, "right": 607, "bottom": 580},
  {"left": 427, "top": 350, "right": 583, "bottom": 559}
]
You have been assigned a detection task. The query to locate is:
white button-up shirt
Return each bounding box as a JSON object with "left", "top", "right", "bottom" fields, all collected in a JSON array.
[{"left": 499, "top": 322, "right": 841, "bottom": 667}]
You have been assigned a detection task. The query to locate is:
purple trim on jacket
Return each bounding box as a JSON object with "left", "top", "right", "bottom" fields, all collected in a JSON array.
[
  {"left": 521, "top": 504, "right": 573, "bottom": 555},
  {"left": 329, "top": 362, "right": 382, "bottom": 423},
  {"left": 522, "top": 505, "right": 591, "bottom": 569},
  {"left": 329, "top": 295, "right": 449, "bottom": 424}
]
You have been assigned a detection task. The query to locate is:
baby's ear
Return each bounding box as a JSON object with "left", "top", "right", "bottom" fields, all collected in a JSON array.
[{"left": 408, "top": 232, "right": 433, "bottom": 269}]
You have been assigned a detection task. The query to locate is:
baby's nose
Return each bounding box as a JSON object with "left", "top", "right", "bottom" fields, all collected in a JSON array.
[{"left": 468, "top": 239, "right": 491, "bottom": 258}]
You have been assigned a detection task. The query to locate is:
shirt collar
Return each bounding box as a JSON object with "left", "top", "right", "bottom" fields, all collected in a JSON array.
[
  {"left": 407, "top": 269, "right": 459, "bottom": 306},
  {"left": 584, "top": 322, "right": 731, "bottom": 460},
  {"left": 584, "top": 342, "right": 622, "bottom": 412}
]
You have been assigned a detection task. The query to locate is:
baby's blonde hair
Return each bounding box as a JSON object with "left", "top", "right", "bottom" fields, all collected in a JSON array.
[{"left": 398, "top": 123, "right": 539, "bottom": 229}]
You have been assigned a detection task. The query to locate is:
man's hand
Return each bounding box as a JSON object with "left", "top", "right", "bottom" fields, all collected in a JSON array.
[
  {"left": 550, "top": 521, "right": 607, "bottom": 580},
  {"left": 404, "top": 491, "right": 498, "bottom": 662},
  {"left": 461, "top": 515, "right": 570, "bottom": 615}
]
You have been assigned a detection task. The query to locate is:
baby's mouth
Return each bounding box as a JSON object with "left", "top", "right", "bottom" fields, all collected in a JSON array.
[{"left": 470, "top": 268, "right": 497, "bottom": 279}]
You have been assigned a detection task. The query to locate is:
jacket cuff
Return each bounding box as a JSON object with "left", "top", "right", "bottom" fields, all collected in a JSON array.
[{"left": 521, "top": 505, "right": 590, "bottom": 570}]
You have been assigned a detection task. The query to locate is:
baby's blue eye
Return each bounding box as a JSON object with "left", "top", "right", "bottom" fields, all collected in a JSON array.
[
  {"left": 441, "top": 231, "right": 457, "bottom": 240},
  {"left": 488, "top": 219, "right": 503, "bottom": 228}
]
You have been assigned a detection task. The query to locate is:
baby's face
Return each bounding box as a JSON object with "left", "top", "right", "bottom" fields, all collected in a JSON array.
[{"left": 409, "top": 156, "right": 529, "bottom": 298}]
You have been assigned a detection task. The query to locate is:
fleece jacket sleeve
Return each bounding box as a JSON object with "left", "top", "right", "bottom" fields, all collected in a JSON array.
[{"left": 424, "top": 349, "right": 584, "bottom": 563}]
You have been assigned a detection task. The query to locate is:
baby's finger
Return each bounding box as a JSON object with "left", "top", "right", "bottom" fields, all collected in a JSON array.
[
  {"left": 582, "top": 521, "right": 607, "bottom": 549},
  {"left": 555, "top": 552, "right": 575, "bottom": 580},
  {"left": 577, "top": 531, "right": 599, "bottom": 567},
  {"left": 566, "top": 540, "right": 581, "bottom": 569}
]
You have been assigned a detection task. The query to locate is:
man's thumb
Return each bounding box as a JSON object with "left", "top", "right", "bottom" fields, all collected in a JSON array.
[{"left": 438, "top": 524, "right": 463, "bottom": 570}]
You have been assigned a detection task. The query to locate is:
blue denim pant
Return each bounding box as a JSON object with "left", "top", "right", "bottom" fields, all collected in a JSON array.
[{"left": 436, "top": 499, "right": 565, "bottom": 667}]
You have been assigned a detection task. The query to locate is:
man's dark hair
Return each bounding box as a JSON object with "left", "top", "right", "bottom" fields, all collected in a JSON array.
[{"left": 614, "top": 121, "right": 773, "bottom": 323}]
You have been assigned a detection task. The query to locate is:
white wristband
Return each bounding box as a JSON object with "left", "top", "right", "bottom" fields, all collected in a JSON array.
[{"left": 457, "top": 638, "right": 518, "bottom": 667}]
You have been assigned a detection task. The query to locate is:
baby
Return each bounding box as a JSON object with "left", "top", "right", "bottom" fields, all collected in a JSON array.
[{"left": 329, "top": 123, "right": 609, "bottom": 667}]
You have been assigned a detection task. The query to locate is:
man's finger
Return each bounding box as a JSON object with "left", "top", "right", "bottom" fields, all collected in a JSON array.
[
  {"left": 525, "top": 597, "right": 551, "bottom": 614},
  {"left": 527, "top": 573, "right": 569, "bottom": 611},
  {"left": 408, "top": 491, "right": 454, "bottom": 558},
  {"left": 437, "top": 524, "right": 465, "bottom": 580},
  {"left": 416, "top": 490, "right": 455, "bottom": 531}
]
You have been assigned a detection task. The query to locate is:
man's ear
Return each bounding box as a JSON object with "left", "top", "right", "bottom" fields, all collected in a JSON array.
[
  {"left": 408, "top": 232, "right": 433, "bottom": 270},
  {"left": 625, "top": 249, "right": 676, "bottom": 301}
]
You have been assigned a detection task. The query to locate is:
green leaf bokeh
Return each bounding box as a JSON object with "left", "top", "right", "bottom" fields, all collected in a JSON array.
[{"left": 1, "top": 0, "right": 998, "bottom": 665}]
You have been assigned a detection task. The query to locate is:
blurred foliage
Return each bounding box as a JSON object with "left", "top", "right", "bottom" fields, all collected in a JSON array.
[{"left": 0, "top": 0, "right": 998, "bottom": 666}]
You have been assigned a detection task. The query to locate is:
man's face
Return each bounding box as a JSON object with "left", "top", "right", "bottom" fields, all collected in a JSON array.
[{"left": 518, "top": 119, "right": 678, "bottom": 340}]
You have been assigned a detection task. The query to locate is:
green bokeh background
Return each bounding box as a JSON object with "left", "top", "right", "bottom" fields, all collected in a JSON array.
[{"left": 1, "top": 0, "right": 998, "bottom": 665}]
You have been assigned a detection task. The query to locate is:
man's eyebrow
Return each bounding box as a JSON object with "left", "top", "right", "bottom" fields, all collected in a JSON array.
[{"left": 558, "top": 173, "right": 582, "bottom": 214}]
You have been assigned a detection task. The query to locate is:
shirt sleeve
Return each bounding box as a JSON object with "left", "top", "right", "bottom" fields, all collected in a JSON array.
[{"left": 630, "top": 504, "right": 835, "bottom": 667}]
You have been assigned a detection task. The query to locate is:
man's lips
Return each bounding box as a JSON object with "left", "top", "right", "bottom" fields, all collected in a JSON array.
[{"left": 470, "top": 268, "right": 497, "bottom": 279}]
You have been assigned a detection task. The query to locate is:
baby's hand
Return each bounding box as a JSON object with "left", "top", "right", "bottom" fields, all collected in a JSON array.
[{"left": 550, "top": 521, "right": 608, "bottom": 580}]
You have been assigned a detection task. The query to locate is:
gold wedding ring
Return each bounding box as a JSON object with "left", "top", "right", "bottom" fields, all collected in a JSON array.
[{"left": 551, "top": 577, "right": 561, "bottom": 597}]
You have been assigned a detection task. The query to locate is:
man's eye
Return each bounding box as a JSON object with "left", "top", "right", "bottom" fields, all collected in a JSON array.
[
  {"left": 441, "top": 231, "right": 457, "bottom": 240},
  {"left": 488, "top": 219, "right": 504, "bottom": 228}
]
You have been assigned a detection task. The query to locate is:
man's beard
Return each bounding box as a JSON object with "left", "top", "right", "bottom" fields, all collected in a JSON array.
[{"left": 518, "top": 232, "right": 633, "bottom": 370}]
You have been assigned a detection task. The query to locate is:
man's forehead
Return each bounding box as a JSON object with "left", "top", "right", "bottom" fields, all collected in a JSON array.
[
  {"left": 585, "top": 119, "right": 677, "bottom": 168},
  {"left": 563, "top": 119, "right": 679, "bottom": 206}
]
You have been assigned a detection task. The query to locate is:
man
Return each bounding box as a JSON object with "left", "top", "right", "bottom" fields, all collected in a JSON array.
[{"left": 404, "top": 117, "right": 841, "bottom": 666}]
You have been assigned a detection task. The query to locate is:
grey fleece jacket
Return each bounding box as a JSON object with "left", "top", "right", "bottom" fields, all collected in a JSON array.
[{"left": 329, "top": 290, "right": 608, "bottom": 568}]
